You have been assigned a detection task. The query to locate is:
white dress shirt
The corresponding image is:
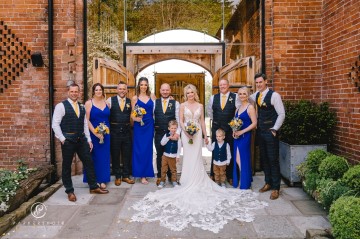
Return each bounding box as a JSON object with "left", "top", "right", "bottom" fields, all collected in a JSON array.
[
  {"left": 106, "top": 95, "right": 129, "bottom": 109},
  {"left": 250, "top": 88, "right": 285, "bottom": 131},
  {"left": 207, "top": 91, "right": 240, "bottom": 119},
  {"left": 52, "top": 98, "right": 91, "bottom": 143},
  {"left": 154, "top": 97, "right": 181, "bottom": 135},
  {"left": 206, "top": 141, "right": 231, "bottom": 166},
  {"left": 160, "top": 134, "right": 182, "bottom": 158}
]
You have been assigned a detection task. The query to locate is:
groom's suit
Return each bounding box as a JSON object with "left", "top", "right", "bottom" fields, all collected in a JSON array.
[{"left": 154, "top": 98, "right": 177, "bottom": 180}]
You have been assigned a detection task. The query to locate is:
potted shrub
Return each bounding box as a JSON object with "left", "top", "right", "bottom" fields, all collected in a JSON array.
[{"left": 279, "top": 100, "right": 337, "bottom": 185}]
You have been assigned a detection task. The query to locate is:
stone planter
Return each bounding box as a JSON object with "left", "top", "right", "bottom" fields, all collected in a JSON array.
[
  {"left": 0, "top": 164, "right": 54, "bottom": 217},
  {"left": 279, "top": 141, "right": 326, "bottom": 186}
]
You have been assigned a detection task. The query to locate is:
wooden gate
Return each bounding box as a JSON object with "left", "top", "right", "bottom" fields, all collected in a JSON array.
[{"left": 92, "top": 58, "right": 136, "bottom": 98}]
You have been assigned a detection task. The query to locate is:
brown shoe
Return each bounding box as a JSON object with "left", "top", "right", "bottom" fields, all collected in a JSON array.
[
  {"left": 210, "top": 176, "right": 214, "bottom": 181},
  {"left": 156, "top": 178, "right": 161, "bottom": 186},
  {"left": 90, "top": 187, "right": 109, "bottom": 194},
  {"left": 67, "top": 192, "right": 77, "bottom": 202},
  {"left": 122, "top": 177, "right": 135, "bottom": 184},
  {"left": 115, "top": 178, "right": 121, "bottom": 186},
  {"left": 270, "top": 190, "right": 280, "bottom": 200},
  {"left": 228, "top": 179, "right": 233, "bottom": 186},
  {"left": 259, "top": 184, "right": 271, "bottom": 193}
]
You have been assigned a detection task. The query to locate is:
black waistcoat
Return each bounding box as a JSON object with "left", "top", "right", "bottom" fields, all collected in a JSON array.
[
  {"left": 212, "top": 92, "right": 237, "bottom": 132},
  {"left": 60, "top": 100, "right": 85, "bottom": 140},
  {"left": 154, "top": 98, "right": 176, "bottom": 132},
  {"left": 256, "top": 90, "right": 278, "bottom": 130},
  {"left": 213, "top": 142, "right": 227, "bottom": 162},
  {"left": 110, "top": 96, "right": 131, "bottom": 132},
  {"left": 164, "top": 133, "right": 178, "bottom": 154}
]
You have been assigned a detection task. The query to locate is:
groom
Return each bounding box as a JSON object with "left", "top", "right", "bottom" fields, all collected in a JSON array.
[{"left": 154, "top": 83, "right": 180, "bottom": 186}]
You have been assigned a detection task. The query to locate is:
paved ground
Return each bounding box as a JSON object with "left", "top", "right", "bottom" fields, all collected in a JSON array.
[{"left": 1, "top": 149, "right": 331, "bottom": 239}]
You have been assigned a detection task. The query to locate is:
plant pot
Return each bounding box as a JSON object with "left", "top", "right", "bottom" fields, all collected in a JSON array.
[{"left": 279, "top": 141, "right": 326, "bottom": 186}]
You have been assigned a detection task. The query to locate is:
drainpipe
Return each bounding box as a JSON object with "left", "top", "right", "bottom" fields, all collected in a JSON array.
[
  {"left": 83, "top": 0, "right": 88, "bottom": 101},
  {"left": 48, "top": 0, "right": 57, "bottom": 183},
  {"left": 261, "top": 0, "right": 266, "bottom": 74}
]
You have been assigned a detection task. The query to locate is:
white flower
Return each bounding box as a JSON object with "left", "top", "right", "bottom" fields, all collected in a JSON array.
[
  {"left": 168, "top": 103, "right": 173, "bottom": 110},
  {"left": 229, "top": 97, "right": 233, "bottom": 103},
  {"left": 126, "top": 103, "right": 130, "bottom": 109}
]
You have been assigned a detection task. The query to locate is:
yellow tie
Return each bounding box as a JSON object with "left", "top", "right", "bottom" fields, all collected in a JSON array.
[
  {"left": 258, "top": 92, "right": 262, "bottom": 106},
  {"left": 163, "top": 99, "right": 167, "bottom": 113},
  {"left": 120, "top": 98, "right": 125, "bottom": 111},
  {"left": 221, "top": 95, "right": 226, "bottom": 110},
  {"left": 73, "top": 102, "right": 79, "bottom": 117}
]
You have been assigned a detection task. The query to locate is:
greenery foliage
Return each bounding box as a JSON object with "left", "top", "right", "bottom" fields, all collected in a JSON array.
[
  {"left": 318, "top": 155, "right": 349, "bottom": 180},
  {"left": 303, "top": 172, "right": 319, "bottom": 194},
  {"left": 280, "top": 100, "right": 337, "bottom": 145},
  {"left": 0, "top": 161, "right": 37, "bottom": 212},
  {"left": 297, "top": 149, "right": 329, "bottom": 178},
  {"left": 341, "top": 165, "right": 360, "bottom": 193},
  {"left": 329, "top": 196, "right": 360, "bottom": 239},
  {"left": 317, "top": 179, "right": 353, "bottom": 211}
]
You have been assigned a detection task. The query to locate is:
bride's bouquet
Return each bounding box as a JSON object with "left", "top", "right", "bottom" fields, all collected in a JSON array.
[
  {"left": 131, "top": 105, "right": 147, "bottom": 126},
  {"left": 184, "top": 120, "right": 199, "bottom": 144},
  {"left": 94, "top": 122, "right": 110, "bottom": 144},
  {"left": 229, "top": 117, "right": 243, "bottom": 139}
]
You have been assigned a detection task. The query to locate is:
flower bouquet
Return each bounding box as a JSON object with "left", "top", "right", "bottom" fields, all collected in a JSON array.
[
  {"left": 184, "top": 120, "right": 199, "bottom": 144},
  {"left": 228, "top": 117, "right": 243, "bottom": 139},
  {"left": 131, "top": 105, "right": 147, "bottom": 126},
  {"left": 94, "top": 122, "right": 110, "bottom": 144}
]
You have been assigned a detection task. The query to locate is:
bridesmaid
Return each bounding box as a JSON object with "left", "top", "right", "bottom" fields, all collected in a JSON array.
[
  {"left": 83, "top": 83, "right": 111, "bottom": 189},
  {"left": 232, "top": 87, "right": 257, "bottom": 189},
  {"left": 131, "top": 77, "right": 156, "bottom": 184}
]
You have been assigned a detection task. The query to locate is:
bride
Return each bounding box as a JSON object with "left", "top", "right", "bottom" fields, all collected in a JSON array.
[{"left": 131, "top": 84, "right": 267, "bottom": 233}]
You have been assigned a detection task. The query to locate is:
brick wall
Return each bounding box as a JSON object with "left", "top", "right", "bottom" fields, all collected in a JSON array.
[
  {"left": 0, "top": 0, "right": 85, "bottom": 172},
  {"left": 322, "top": 0, "right": 360, "bottom": 164},
  {"left": 265, "top": 0, "right": 360, "bottom": 163}
]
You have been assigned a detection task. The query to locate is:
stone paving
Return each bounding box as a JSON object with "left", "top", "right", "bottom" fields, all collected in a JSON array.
[{"left": 1, "top": 149, "right": 331, "bottom": 239}]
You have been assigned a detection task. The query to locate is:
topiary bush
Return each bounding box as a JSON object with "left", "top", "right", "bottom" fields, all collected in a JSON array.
[
  {"left": 341, "top": 165, "right": 360, "bottom": 193},
  {"left": 329, "top": 196, "right": 360, "bottom": 239},
  {"left": 317, "top": 179, "right": 353, "bottom": 211},
  {"left": 305, "top": 149, "right": 329, "bottom": 173},
  {"left": 318, "top": 155, "right": 349, "bottom": 180}
]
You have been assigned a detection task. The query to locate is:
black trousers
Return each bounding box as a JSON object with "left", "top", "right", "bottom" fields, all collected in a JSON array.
[
  {"left": 257, "top": 129, "right": 280, "bottom": 190},
  {"left": 110, "top": 131, "right": 132, "bottom": 179},
  {"left": 61, "top": 137, "right": 98, "bottom": 194},
  {"left": 210, "top": 128, "right": 234, "bottom": 180},
  {"left": 154, "top": 130, "right": 171, "bottom": 179}
]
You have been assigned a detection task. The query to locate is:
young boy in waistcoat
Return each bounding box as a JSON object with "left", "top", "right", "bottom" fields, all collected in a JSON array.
[
  {"left": 158, "top": 120, "right": 182, "bottom": 189},
  {"left": 206, "top": 128, "right": 231, "bottom": 187}
]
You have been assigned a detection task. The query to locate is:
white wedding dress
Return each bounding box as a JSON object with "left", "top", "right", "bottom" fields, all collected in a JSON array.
[{"left": 131, "top": 105, "right": 267, "bottom": 233}]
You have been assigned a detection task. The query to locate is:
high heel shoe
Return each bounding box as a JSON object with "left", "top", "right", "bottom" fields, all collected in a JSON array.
[
  {"left": 97, "top": 183, "right": 107, "bottom": 190},
  {"left": 141, "top": 178, "right": 149, "bottom": 185}
]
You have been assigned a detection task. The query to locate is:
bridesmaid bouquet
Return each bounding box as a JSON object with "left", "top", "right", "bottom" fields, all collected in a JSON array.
[
  {"left": 131, "top": 105, "right": 147, "bottom": 126},
  {"left": 94, "top": 122, "right": 110, "bottom": 144},
  {"left": 229, "top": 117, "right": 243, "bottom": 139},
  {"left": 185, "top": 121, "right": 199, "bottom": 144}
]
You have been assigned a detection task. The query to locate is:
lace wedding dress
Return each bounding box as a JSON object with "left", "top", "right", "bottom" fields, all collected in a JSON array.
[{"left": 131, "top": 105, "right": 267, "bottom": 233}]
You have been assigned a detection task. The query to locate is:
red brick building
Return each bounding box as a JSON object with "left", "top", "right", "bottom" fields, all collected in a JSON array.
[{"left": 0, "top": 0, "right": 359, "bottom": 175}]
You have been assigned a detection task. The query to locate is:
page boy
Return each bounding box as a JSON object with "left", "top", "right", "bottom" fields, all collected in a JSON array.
[
  {"left": 158, "top": 120, "right": 182, "bottom": 188},
  {"left": 206, "top": 128, "right": 231, "bottom": 187}
]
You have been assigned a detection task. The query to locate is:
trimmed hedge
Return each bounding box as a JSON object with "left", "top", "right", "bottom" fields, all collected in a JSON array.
[
  {"left": 329, "top": 196, "right": 360, "bottom": 239},
  {"left": 341, "top": 165, "right": 360, "bottom": 192},
  {"left": 318, "top": 155, "right": 349, "bottom": 180}
]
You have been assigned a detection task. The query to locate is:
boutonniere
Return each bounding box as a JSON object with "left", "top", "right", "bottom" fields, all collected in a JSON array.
[
  {"left": 168, "top": 102, "right": 173, "bottom": 110},
  {"left": 228, "top": 97, "right": 233, "bottom": 103},
  {"left": 126, "top": 103, "right": 130, "bottom": 109},
  {"left": 80, "top": 104, "right": 84, "bottom": 109},
  {"left": 261, "top": 102, "right": 267, "bottom": 107}
]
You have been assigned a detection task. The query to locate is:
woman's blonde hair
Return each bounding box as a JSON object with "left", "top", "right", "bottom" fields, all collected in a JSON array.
[
  {"left": 238, "top": 87, "right": 250, "bottom": 97},
  {"left": 183, "top": 84, "right": 200, "bottom": 102}
]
